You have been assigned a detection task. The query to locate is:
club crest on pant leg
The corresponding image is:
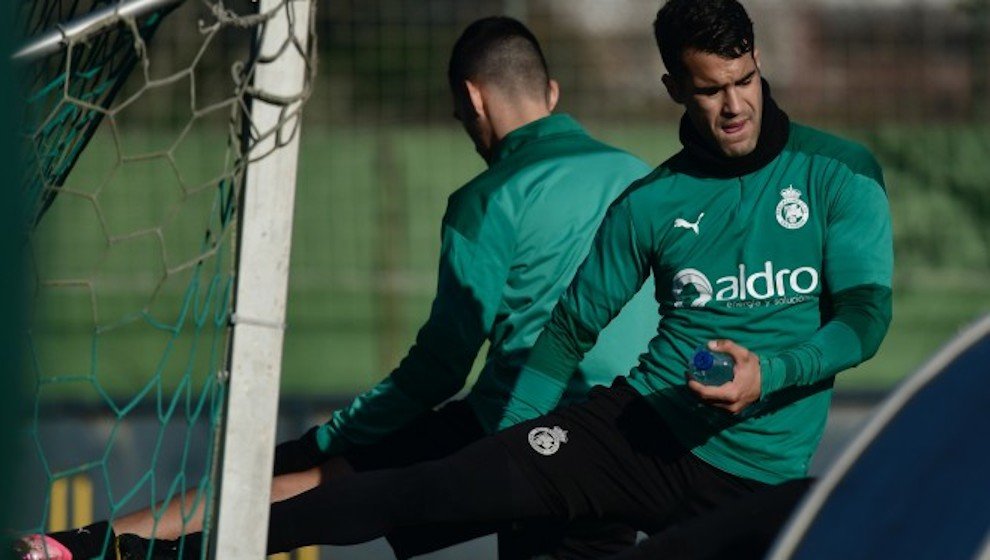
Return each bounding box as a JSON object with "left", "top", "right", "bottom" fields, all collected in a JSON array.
[{"left": 528, "top": 426, "right": 568, "bottom": 456}]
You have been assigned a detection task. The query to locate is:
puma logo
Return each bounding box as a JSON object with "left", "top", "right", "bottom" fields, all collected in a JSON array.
[{"left": 673, "top": 212, "right": 705, "bottom": 235}]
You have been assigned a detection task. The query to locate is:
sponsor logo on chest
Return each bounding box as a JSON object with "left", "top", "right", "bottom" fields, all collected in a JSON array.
[
  {"left": 666, "top": 183, "right": 819, "bottom": 309},
  {"left": 672, "top": 261, "right": 819, "bottom": 309}
]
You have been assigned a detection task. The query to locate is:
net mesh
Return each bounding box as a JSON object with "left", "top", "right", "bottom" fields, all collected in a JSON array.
[
  {"left": 18, "top": 0, "right": 177, "bottom": 225},
  {"left": 17, "top": 0, "right": 315, "bottom": 557}
]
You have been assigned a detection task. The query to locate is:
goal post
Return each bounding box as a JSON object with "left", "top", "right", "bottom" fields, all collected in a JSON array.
[
  {"left": 14, "top": 0, "right": 317, "bottom": 556},
  {"left": 12, "top": 0, "right": 184, "bottom": 62},
  {"left": 214, "top": 0, "right": 314, "bottom": 556}
]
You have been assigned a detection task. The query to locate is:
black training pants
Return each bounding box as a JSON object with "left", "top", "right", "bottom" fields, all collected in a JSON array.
[
  {"left": 266, "top": 379, "right": 768, "bottom": 555},
  {"left": 604, "top": 477, "right": 813, "bottom": 559},
  {"left": 266, "top": 431, "right": 549, "bottom": 552}
]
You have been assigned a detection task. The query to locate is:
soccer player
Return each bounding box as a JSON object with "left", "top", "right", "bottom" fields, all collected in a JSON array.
[
  {"left": 159, "top": 0, "right": 889, "bottom": 556},
  {"left": 17, "top": 16, "right": 657, "bottom": 560}
]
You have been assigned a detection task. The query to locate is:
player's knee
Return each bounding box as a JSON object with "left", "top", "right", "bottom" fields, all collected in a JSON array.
[
  {"left": 271, "top": 465, "right": 324, "bottom": 502},
  {"left": 319, "top": 455, "right": 356, "bottom": 484}
]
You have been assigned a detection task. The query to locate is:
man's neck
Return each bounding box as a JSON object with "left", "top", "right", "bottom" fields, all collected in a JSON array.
[{"left": 487, "top": 95, "right": 552, "bottom": 141}]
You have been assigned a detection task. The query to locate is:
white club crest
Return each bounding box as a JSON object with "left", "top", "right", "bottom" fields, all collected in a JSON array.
[
  {"left": 528, "top": 426, "right": 568, "bottom": 456},
  {"left": 776, "top": 185, "right": 809, "bottom": 229}
]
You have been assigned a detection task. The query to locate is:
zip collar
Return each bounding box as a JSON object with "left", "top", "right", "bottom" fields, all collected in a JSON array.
[{"left": 490, "top": 113, "right": 585, "bottom": 165}]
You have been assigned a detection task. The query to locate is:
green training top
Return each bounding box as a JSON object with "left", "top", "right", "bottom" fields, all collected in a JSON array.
[
  {"left": 522, "top": 122, "right": 894, "bottom": 484},
  {"left": 312, "top": 114, "right": 656, "bottom": 454}
]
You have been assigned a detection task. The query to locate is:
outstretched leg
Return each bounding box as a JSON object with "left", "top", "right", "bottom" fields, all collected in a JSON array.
[
  {"left": 266, "top": 434, "right": 555, "bottom": 553},
  {"left": 110, "top": 459, "right": 339, "bottom": 539},
  {"left": 14, "top": 457, "right": 345, "bottom": 559}
]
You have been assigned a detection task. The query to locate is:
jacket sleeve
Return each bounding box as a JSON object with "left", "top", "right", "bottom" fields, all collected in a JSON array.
[
  {"left": 759, "top": 169, "right": 893, "bottom": 395},
  {"left": 311, "top": 197, "right": 516, "bottom": 455},
  {"left": 498, "top": 194, "right": 652, "bottom": 429}
]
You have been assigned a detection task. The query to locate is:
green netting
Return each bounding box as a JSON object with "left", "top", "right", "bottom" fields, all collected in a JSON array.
[
  {"left": 17, "top": 1, "right": 315, "bottom": 557},
  {"left": 17, "top": 0, "right": 177, "bottom": 226}
]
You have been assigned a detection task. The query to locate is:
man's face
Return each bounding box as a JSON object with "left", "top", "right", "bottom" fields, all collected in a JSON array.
[{"left": 671, "top": 49, "right": 762, "bottom": 158}]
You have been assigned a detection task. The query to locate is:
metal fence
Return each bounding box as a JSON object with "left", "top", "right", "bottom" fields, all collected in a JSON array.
[{"left": 141, "top": 0, "right": 990, "bottom": 125}]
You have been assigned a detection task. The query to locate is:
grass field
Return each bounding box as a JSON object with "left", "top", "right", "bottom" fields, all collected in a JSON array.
[{"left": 27, "top": 122, "right": 990, "bottom": 401}]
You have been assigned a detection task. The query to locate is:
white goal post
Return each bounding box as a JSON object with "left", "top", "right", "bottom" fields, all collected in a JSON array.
[
  {"left": 15, "top": 0, "right": 315, "bottom": 555},
  {"left": 214, "top": 0, "right": 314, "bottom": 557}
]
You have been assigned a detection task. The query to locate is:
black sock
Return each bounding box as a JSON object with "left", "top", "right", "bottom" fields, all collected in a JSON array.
[
  {"left": 159, "top": 532, "right": 204, "bottom": 560},
  {"left": 47, "top": 521, "right": 116, "bottom": 560},
  {"left": 117, "top": 532, "right": 204, "bottom": 560},
  {"left": 177, "top": 532, "right": 204, "bottom": 559}
]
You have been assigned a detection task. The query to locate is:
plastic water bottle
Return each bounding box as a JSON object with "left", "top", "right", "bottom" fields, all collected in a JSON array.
[{"left": 689, "top": 346, "right": 734, "bottom": 386}]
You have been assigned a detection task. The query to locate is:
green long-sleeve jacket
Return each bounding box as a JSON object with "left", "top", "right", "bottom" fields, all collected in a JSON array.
[
  {"left": 520, "top": 122, "right": 893, "bottom": 484},
  {"left": 312, "top": 114, "right": 656, "bottom": 454}
]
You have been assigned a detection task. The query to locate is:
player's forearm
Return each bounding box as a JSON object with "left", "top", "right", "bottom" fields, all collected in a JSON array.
[
  {"left": 530, "top": 305, "right": 600, "bottom": 382},
  {"left": 497, "top": 306, "right": 597, "bottom": 429},
  {"left": 501, "top": 198, "right": 651, "bottom": 428},
  {"left": 312, "top": 376, "right": 430, "bottom": 455},
  {"left": 760, "top": 284, "right": 892, "bottom": 394},
  {"left": 389, "top": 326, "right": 481, "bottom": 405},
  {"left": 385, "top": 217, "right": 506, "bottom": 408},
  {"left": 316, "top": 322, "right": 484, "bottom": 453},
  {"left": 524, "top": 197, "right": 649, "bottom": 386}
]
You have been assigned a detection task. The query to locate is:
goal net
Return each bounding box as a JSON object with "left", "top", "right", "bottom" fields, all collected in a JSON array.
[{"left": 15, "top": 0, "right": 315, "bottom": 557}]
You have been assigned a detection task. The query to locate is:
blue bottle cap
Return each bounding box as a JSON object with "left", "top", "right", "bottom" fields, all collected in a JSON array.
[{"left": 693, "top": 349, "right": 714, "bottom": 371}]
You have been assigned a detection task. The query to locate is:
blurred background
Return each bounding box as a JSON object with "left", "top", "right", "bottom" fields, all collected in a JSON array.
[
  {"left": 29, "top": 0, "right": 990, "bottom": 398},
  {"left": 14, "top": 0, "right": 990, "bottom": 558},
  {"left": 279, "top": 0, "right": 989, "bottom": 395}
]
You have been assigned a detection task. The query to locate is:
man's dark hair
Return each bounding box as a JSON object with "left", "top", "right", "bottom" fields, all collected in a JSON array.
[
  {"left": 448, "top": 16, "right": 550, "bottom": 100},
  {"left": 654, "top": 0, "right": 755, "bottom": 79}
]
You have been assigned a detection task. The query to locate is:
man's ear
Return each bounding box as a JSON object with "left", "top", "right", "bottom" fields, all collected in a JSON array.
[
  {"left": 661, "top": 73, "right": 684, "bottom": 104},
  {"left": 465, "top": 79, "right": 486, "bottom": 121},
  {"left": 546, "top": 79, "right": 560, "bottom": 111}
]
